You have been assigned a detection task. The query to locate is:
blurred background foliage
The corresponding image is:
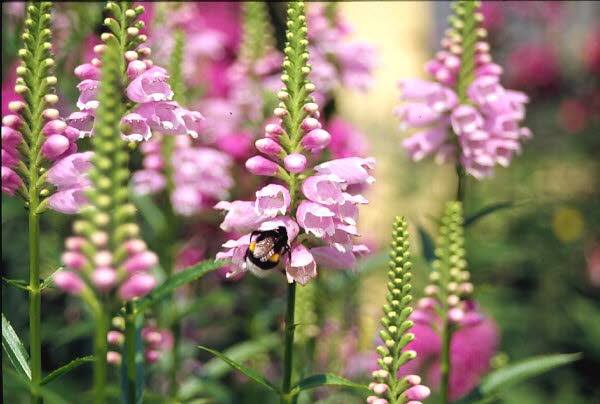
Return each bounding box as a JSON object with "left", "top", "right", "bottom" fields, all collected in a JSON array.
[{"left": 2, "top": 2, "right": 599, "bottom": 403}]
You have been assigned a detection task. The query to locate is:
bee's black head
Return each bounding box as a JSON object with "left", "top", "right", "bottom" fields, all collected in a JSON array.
[{"left": 275, "top": 226, "right": 287, "bottom": 235}]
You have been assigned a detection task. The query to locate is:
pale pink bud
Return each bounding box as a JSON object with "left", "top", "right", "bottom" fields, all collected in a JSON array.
[
  {"left": 245, "top": 156, "right": 281, "bottom": 176},
  {"left": 61, "top": 251, "right": 88, "bottom": 271},
  {"left": 144, "top": 331, "right": 162, "bottom": 345},
  {"left": 265, "top": 123, "right": 283, "bottom": 136},
  {"left": 94, "top": 251, "right": 113, "bottom": 267},
  {"left": 301, "top": 117, "right": 321, "bottom": 132},
  {"left": 54, "top": 271, "right": 84, "bottom": 294},
  {"left": 41, "top": 135, "right": 70, "bottom": 160},
  {"left": 405, "top": 385, "right": 431, "bottom": 401},
  {"left": 417, "top": 297, "right": 439, "bottom": 310},
  {"left": 74, "top": 63, "right": 101, "bottom": 80},
  {"left": 42, "top": 108, "right": 60, "bottom": 120},
  {"left": 127, "top": 60, "right": 147, "bottom": 79},
  {"left": 125, "top": 50, "right": 138, "bottom": 61},
  {"left": 92, "top": 267, "right": 117, "bottom": 292},
  {"left": 42, "top": 120, "right": 67, "bottom": 136},
  {"left": 273, "top": 107, "right": 287, "bottom": 117},
  {"left": 371, "top": 383, "right": 388, "bottom": 395},
  {"left": 303, "top": 103, "right": 319, "bottom": 114},
  {"left": 301, "top": 129, "right": 331, "bottom": 152},
  {"left": 284, "top": 153, "right": 307, "bottom": 173},
  {"left": 8, "top": 101, "right": 25, "bottom": 113},
  {"left": 91, "top": 58, "right": 102, "bottom": 67},
  {"left": 65, "top": 236, "right": 86, "bottom": 251},
  {"left": 123, "top": 251, "right": 158, "bottom": 273},
  {"left": 255, "top": 138, "right": 282, "bottom": 157},
  {"left": 448, "top": 307, "right": 465, "bottom": 323},
  {"left": 143, "top": 154, "right": 164, "bottom": 170},
  {"left": 63, "top": 126, "right": 80, "bottom": 142},
  {"left": 405, "top": 375, "right": 422, "bottom": 386},
  {"left": 107, "top": 351, "right": 122, "bottom": 364},
  {"left": 143, "top": 59, "right": 153, "bottom": 69},
  {"left": 107, "top": 331, "right": 124, "bottom": 345},
  {"left": 118, "top": 273, "right": 156, "bottom": 300},
  {"left": 3, "top": 114, "right": 22, "bottom": 129},
  {"left": 124, "top": 239, "right": 147, "bottom": 255},
  {"left": 144, "top": 349, "right": 160, "bottom": 363}
]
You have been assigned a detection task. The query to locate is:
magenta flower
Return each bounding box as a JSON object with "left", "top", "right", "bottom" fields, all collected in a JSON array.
[
  {"left": 126, "top": 66, "right": 174, "bottom": 103},
  {"left": 76, "top": 79, "right": 100, "bottom": 110},
  {"left": 120, "top": 113, "right": 152, "bottom": 142},
  {"left": 67, "top": 111, "right": 95, "bottom": 137},
  {"left": 46, "top": 151, "right": 93, "bottom": 214},
  {"left": 215, "top": 200, "right": 266, "bottom": 234},
  {"left": 1, "top": 166, "right": 22, "bottom": 196},
  {"left": 118, "top": 273, "right": 157, "bottom": 300}
]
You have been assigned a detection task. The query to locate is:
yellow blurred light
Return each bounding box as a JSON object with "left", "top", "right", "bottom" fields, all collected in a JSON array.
[{"left": 552, "top": 207, "right": 584, "bottom": 243}]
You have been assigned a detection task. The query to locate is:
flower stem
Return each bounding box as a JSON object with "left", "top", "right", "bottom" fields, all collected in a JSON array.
[
  {"left": 456, "top": 164, "right": 466, "bottom": 203},
  {"left": 28, "top": 204, "right": 41, "bottom": 404},
  {"left": 93, "top": 304, "right": 108, "bottom": 404},
  {"left": 124, "top": 303, "right": 138, "bottom": 404},
  {"left": 439, "top": 318, "right": 452, "bottom": 404},
  {"left": 281, "top": 281, "right": 297, "bottom": 403}
]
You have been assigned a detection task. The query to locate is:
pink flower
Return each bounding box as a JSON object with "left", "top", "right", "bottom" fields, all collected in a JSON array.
[
  {"left": 258, "top": 216, "right": 300, "bottom": 243},
  {"left": 135, "top": 101, "right": 186, "bottom": 135},
  {"left": 301, "top": 175, "right": 346, "bottom": 205},
  {"left": 120, "top": 113, "right": 152, "bottom": 142},
  {"left": 54, "top": 270, "right": 85, "bottom": 294},
  {"left": 41, "top": 135, "right": 71, "bottom": 160},
  {"left": 67, "top": 111, "right": 95, "bottom": 137},
  {"left": 310, "top": 246, "right": 356, "bottom": 270},
  {"left": 285, "top": 244, "right": 317, "bottom": 285},
  {"left": 76, "top": 79, "right": 100, "bottom": 110},
  {"left": 118, "top": 273, "right": 157, "bottom": 300},
  {"left": 325, "top": 119, "right": 368, "bottom": 159},
  {"left": 451, "top": 105, "right": 484, "bottom": 135},
  {"left": 245, "top": 155, "right": 281, "bottom": 176},
  {"left": 46, "top": 152, "right": 93, "bottom": 214},
  {"left": 215, "top": 200, "right": 265, "bottom": 234},
  {"left": 296, "top": 201, "right": 336, "bottom": 238},
  {"left": 255, "top": 184, "right": 291, "bottom": 217},
  {"left": 314, "top": 157, "right": 376, "bottom": 187},
  {"left": 171, "top": 186, "right": 202, "bottom": 216},
  {"left": 1, "top": 166, "right": 22, "bottom": 196},
  {"left": 283, "top": 153, "right": 307, "bottom": 173},
  {"left": 301, "top": 128, "right": 331, "bottom": 153},
  {"left": 92, "top": 267, "right": 117, "bottom": 292},
  {"left": 402, "top": 125, "right": 449, "bottom": 162},
  {"left": 216, "top": 234, "right": 252, "bottom": 279},
  {"left": 131, "top": 170, "right": 166, "bottom": 195},
  {"left": 256, "top": 138, "right": 283, "bottom": 157},
  {"left": 74, "top": 63, "right": 101, "bottom": 80},
  {"left": 126, "top": 66, "right": 174, "bottom": 103}
]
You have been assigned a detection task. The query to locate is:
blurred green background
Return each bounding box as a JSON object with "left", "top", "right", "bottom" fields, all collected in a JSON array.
[{"left": 3, "top": 2, "right": 600, "bottom": 403}]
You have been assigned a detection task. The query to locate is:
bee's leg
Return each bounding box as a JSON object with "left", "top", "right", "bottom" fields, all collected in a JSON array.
[
  {"left": 283, "top": 244, "right": 292, "bottom": 259},
  {"left": 249, "top": 230, "right": 261, "bottom": 242}
]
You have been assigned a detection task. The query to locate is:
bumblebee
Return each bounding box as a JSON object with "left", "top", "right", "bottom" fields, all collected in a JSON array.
[{"left": 245, "top": 226, "right": 291, "bottom": 276}]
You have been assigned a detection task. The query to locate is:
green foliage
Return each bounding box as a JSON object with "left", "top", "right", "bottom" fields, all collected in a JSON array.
[
  {"left": 169, "top": 29, "right": 186, "bottom": 104},
  {"left": 451, "top": 0, "right": 482, "bottom": 103},
  {"left": 40, "top": 356, "right": 94, "bottom": 386},
  {"left": 290, "top": 374, "right": 370, "bottom": 395},
  {"left": 2, "top": 313, "right": 31, "bottom": 379},
  {"left": 371, "top": 216, "right": 418, "bottom": 403},
  {"left": 240, "top": 2, "right": 275, "bottom": 63},
  {"left": 133, "top": 259, "right": 228, "bottom": 314}
]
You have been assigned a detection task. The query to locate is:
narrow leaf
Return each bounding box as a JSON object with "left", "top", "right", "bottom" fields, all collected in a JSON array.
[
  {"left": 2, "top": 313, "right": 31, "bottom": 379},
  {"left": 2, "top": 277, "right": 29, "bottom": 291},
  {"left": 131, "top": 193, "right": 167, "bottom": 235},
  {"left": 202, "top": 334, "right": 279, "bottom": 379},
  {"left": 198, "top": 345, "right": 280, "bottom": 393},
  {"left": 480, "top": 353, "right": 581, "bottom": 395},
  {"left": 3, "top": 368, "right": 70, "bottom": 404},
  {"left": 41, "top": 267, "right": 63, "bottom": 290},
  {"left": 290, "top": 373, "right": 370, "bottom": 395},
  {"left": 40, "top": 356, "right": 93, "bottom": 385},
  {"left": 417, "top": 225, "right": 436, "bottom": 263},
  {"left": 134, "top": 259, "right": 227, "bottom": 313},
  {"left": 464, "top": 201, "right": 518, "bottom": 227}
]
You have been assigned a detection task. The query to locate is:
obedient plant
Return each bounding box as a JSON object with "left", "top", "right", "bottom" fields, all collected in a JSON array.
[
  {"left": 368, "top": 216, "right": 431, "bottom": 404},
  {"left": 208, "top": 2, "right": 375, "bottom": 402},
  {"left": 396, "top": 0, "right": 531, "bottom": 180}
]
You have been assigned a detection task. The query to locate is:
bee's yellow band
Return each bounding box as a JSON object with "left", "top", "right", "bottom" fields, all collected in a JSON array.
[
  {"left": 249, "top": 242, "right": 256, "bottom": 252},
  {"left": 268, "top": 253, "right": 279, "bottom": 263}
]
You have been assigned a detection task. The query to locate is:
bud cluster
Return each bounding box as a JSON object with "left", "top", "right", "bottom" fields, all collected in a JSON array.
[{"left": 368, "top": 217, "right": 430, "bottom": 404}]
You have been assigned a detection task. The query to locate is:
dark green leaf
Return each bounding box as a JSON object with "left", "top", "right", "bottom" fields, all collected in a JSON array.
[
  {"left": 134, "top": 260, "right": 227, "bottom": 313},
  {"left": 3, "top": 367, "right": 70, "bottom": 404},
  {"left": 41, "top": 267, "right": 63, "bottom": 290},
  {"left": 40, "top": 356, "right": 93, "bottom": 385},
  {"left": 2, "top": 277, "right": 29, "bottom": 291},
  {"left": 464, "top": 202, "right": 519, "bottom": 227},
  {"left": 2, "top": 313, "right": 31, "bottom": 379},
  {"left": 418, "top": 225, "right": 436, "bottom": 263},
  {"left": 198, "top": 345, "right": 280, "bottom": 393},
  {"left": 290, "top": 373, "right": 370, "bottom": 395},
  {"left": 202, "top": 334, "right": 279, "bottom": 379},
  {"left": 480, "top": 353, "right": 581, "bottom": 395}
]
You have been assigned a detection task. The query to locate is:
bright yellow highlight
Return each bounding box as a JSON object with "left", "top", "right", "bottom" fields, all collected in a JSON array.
[
  {"left": 552, "top": 207, "right": 584, "bottom": 243},
  {"left": 269, "top": 253, "right": 280, "bottom": 263},
  {"left": 249, "top": 242, "right": 256, "bottom": 252}
]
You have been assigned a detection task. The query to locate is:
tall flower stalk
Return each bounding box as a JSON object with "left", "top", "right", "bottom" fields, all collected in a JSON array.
[
  {"left": 0, "top": 2, "right": 78, "bottom": 401},
  {"left": 368, "top": 216, "right": 431, "bottom": 404}
]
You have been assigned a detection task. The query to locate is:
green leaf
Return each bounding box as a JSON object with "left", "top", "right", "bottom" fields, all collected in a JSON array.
[
  {"left": 41, "top": 267, "right": 63, "bottom": 290},
  {"left": 464, "top": 202, "right": 519, "bottom": 227},
  {"left": 132, "top": 193, "right": 167, "bottom": 235},
  {"left": 290, "top": 373, "right": 370, "bottom": 395},
  {"left": 134, "top": 259, "right": 227, "bottom": 314},
  {"left": 2, "top": 277, "right": 29, "bottom": 291},
  {"left": 198, "top": 345, "right": 280, "bottom": 394},
  {"left": 202, "top": 334, "right": 279, "bottom": 379},
  {"left": 479, "top": 353, "right": 581, "bottom": 396},
  {"left": 3, "top": 367, "right": 70, "bottom": 404},
  {"left": 2, "top": 313, "right": 31, "bottom": 379},
  {"left": 40, "top": 356, "right": 93, "bottom": 385},
  {"left": 417, "top": 225, "right": 436, "bottom": 263},
  {"left": 121, "top": 314, "right": 145, "bottom": 404}
]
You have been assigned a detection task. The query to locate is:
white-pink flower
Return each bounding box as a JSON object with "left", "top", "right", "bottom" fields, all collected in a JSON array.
[
  {"left": 255, "top": 184, "right": 291, "bottom": 217},
  {"left": 285, "top": 244, "right": 317, "bottom": 285}
]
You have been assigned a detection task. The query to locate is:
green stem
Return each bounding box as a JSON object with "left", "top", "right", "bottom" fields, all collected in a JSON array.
[
  {"left": 124, "top": 303, "right": 137, "bottom": 404},
  {"left": 93, "top": 304, "right": 108, "bottom": 404},
  {"left": 281, "top": 281, "right": 297, "bottom": 403},
  {"left": 456, "top": 164, "right": 466, "bottom": 203},
  {"left": 439, "top": 318, "right": 452, "bottom": 404},
  {"left": 28, "top": 206, "right": 41, "bottom": 404}
]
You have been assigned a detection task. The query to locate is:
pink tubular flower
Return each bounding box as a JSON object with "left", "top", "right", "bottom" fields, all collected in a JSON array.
[
  {"left": 285, "top": 244, "right": 317, "bottom": 285},
  {"left": 46, "top": 151, "right": 93, "bottom": 214},
  {"left": 301, "top": 128, "right": 331, "bottom": 153},
  {"left": 245, "top": 155, "right": 281, "bottom": 176},
  {"left": 314, "top": 157, "right": 376, "bottom": 187},
  {"left": 126, "top": 66, "right": 174, "bottom": 103},
  {"left": 301, "top": 175, "right": 346, "bottom": 205},
  {"left": 296, "top": 201, "right": 336, "bottom": 238},
  {"left": 215, "top": 200, "right": 265, "bottom": 234},
  {"left": 255, "top": 184, "right": 291, "bottom": 217},
  {"left": 76, "top": 79, "right": 100, "bottom": 110},
  {"left": 120, "top": 113, "right": 152, "bottom": 142},
  {"left": 67, "top": 111, "right": 95, "bottom": 137},
  {"left": 54, "top": 270, "right": 85, "bottom": 294},
  {"left": 395, "top": 5, "right": 531, "bottom": 179},
  {"left": 399, "top": 301, "right": 499, "bottom": 401},
  {"left": 1, "top": 166, "right": 22, "bottom": 196},
  {"left": 283, "top": 153, "right": 307, "bottom": 173},
  {"left": 118, "top": 273, "right": 157, "bottom": 300}
]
